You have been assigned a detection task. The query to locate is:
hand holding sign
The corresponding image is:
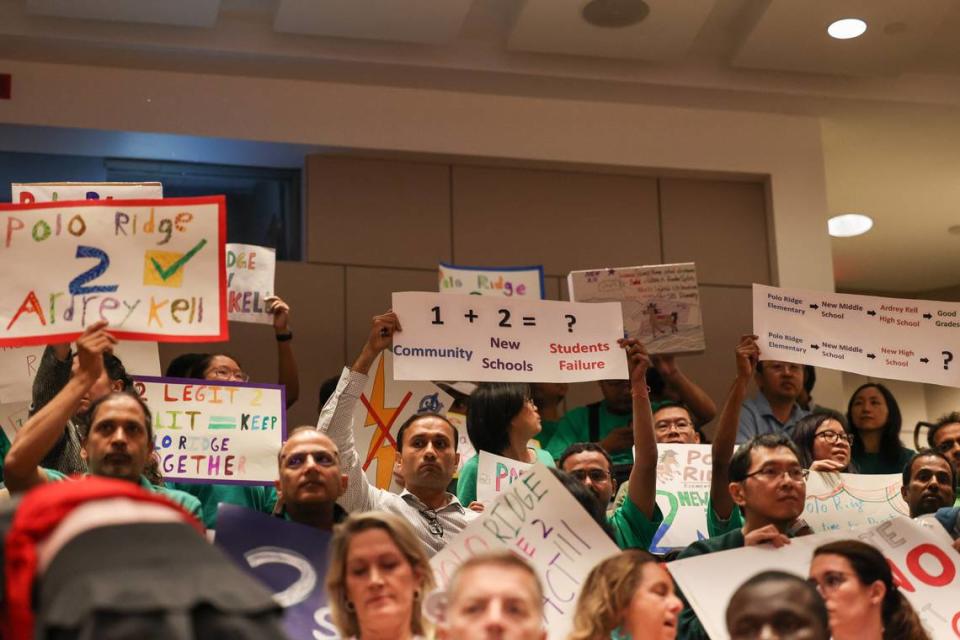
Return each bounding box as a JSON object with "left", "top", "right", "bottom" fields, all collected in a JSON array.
[{"left": 74, "top": 321, "right": 117, "bottom": 389}]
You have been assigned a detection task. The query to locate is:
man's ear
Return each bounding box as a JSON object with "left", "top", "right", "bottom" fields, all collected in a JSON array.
[
  {"left": 339, "top": 473, "right": 349, "bottom": 495},
  {"left": 111, "top": 379, "right": 124, "bottom": 392},
  {"left": 901, "top": 483, "right": 908, "bottom": 502},
  {"left": 274, "top": 478, "right": 283, "bottom": 500},
  {"left": 729, "top": 481, "right": 747, "bottom": 507},
  {"left": 80, "top": 446, "right": 89, "bottom": 463},
  {"left": 692, "top": 431, "right": 701, "bottom": 444}
]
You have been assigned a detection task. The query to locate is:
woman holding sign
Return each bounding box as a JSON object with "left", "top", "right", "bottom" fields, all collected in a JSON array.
[
  {"left": 456, "top": 382, "right": 555, "bottom": 506},
  {"left": 846, "top": 383, "right": 915, "bottom": 475}
]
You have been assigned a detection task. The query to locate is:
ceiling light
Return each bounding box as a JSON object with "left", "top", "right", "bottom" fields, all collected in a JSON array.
[
  {"left": 582, "top": 0, "right": 650, "bottom": 28},
  {"left": 827, "top": 18, "right": 867, "bottom": 40},
  {"left": 828, "top": 214, "right": 873, "bottom": 238}
]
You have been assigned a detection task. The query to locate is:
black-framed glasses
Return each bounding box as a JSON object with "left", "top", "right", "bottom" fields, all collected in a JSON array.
[
  {"left": 654, "top": 419, "right": 694, "bottom": 433},
  {"left": 420, "top": 509, "right": 444, "bottom": 538},
  {"left": 814, "top": 431, "right": 854, "bottom": 445},
  {"left": 743, "top": 467, "right": 809, "bottom": 483},
  {"left": 569, "top": 469, "right": 611, "bottom": 483}
]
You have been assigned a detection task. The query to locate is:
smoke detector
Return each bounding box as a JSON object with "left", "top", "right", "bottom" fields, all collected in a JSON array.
[{"left": 582, "top": 0, "right": 650, "bottom": 28}]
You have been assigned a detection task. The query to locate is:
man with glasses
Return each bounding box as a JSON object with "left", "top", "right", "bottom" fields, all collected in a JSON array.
[
  {"left": 927, "top": 412, "right": 960, "bottom": 507},
  {"left": 737, "top": 356, "right": 810, "bottom": 443},
  {"left": 652, "top": 401, "right": 701, "bottom": 444},
  {"left": 274, "top": 426, "right": 348, "bottom": 529}
]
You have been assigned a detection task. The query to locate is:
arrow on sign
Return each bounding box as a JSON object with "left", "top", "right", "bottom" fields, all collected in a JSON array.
[
  {"left": 920, "top": 358, "right": 930, "bottom": 363},
  {"left": 811, "top": 344, "right": 819, "bottom": 350},
  {"left": 923, "top": 313, "right": 933, "bottom": 319},
  {"left": 866, "top": 310, "right": 876, "bottom": 316},
  {"left": 866, "top": 353, "right": 876, "bottom": 359},
  {"left": 809, "top": 304, "right": 819, "bottom": 310}
]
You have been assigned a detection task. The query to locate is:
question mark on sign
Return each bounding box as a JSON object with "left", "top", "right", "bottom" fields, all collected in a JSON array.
[
  {"left": 564, "top": 314, "right": 577, "bottom": 333},
  {"left": 943, "top": 351, "right": 954, "bottom": 370}
]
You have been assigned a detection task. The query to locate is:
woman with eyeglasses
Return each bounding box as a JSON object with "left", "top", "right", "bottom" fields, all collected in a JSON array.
[
  {"left": 456, "top": 382, "right": 555, "bottom": 507},
  {"left": 327, "top": 511, "right": 435, "bottom": 640},
  {"left": 846, "top": 383, "right": 915, "bottom": 475},
  {"left": 791, "top": 410, "right": 857, "bottom": 473},
  {"left": 809, "top": 540, "right": 929, "bottom": 640}
]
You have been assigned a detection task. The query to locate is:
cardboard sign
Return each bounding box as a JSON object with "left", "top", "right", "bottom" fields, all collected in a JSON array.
[
  {"left": 226, "top": 243, "right": 276, "bottom": 325},
  {"left": 668, "top": 516, "right": 960, "bottom": 640},
  {"left": 568, "top": 263, "right": 705, "bottom": 355},
  {"left": 350, "top": 350, "right": 453, "bottom": 492},
  {"left": 650, "top": 444, "right": 713, "bottom": 553},
  {"left": 214, "top": 504, "right": 338, "bottom": 639},
  {"left": 804, "top": 471, "right": 909, "bottom": 533},
  {"left": 12, "top": 182, "right": 163, "bottom": 203},
  {"left": 0, "top": 341, "right": 161, "bottom": 403},
  {"left": 476, "top": 450, "right": 531, "bottom": 503},
  {"left": 754, "top": 283, "right": 960, "bottom": 386},
  {"left": 391, "top": 291, "right": 628, "bottom": 383},
  {"left": 0, "top": 197, "right": 228, "bottom": 346},
  {"left": 439, "top": 263, "right": 545, "bottom": 299},
  {"left": 430, "top": 463, "right": 620, "bottom": 640},
  {"left": 134, "top": 375, "right": 286, "bottom": 485}
]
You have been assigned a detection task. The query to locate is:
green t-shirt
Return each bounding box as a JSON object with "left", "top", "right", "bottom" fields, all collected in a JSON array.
[
  {"left": 609, "top": 498, "right": 663, "bottom": 550},
  {"left": 166, "top": 482, "right": 278, "bottom": 529},
  {"left": 0, "top": 430, "right": 10, "bottom": 488},
  {"left": 853, "top": 447, "right": 915, "bottom": 475},
  {"left": 43, "top": 468, "right": 204, "bottom": 521},
  {"left": 706, "top": 496, "right": 744, "bottom": 538},
  {"left": 546, "top": 403, "right": 634, "bottom": 466},
  {"left": 534, "top": 419, "right": 561, "bottom": 450},
  {"left": 456, "top": 448, "right": 555, "bottom": 506}
]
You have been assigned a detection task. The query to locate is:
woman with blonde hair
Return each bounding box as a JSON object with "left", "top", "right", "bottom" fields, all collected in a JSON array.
[
  {"left": 326, "top": 511, "right": 436, "bottom": 640},
  {"left": 569, "top": 549, "right": 682, "bottom": 640}
]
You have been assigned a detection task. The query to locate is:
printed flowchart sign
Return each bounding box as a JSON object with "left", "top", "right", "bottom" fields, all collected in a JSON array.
[
  {"left": 226, "top": 243, "right": 276, "bottom": 325},
  {"left": 12, "top": 182, "right": 163, "bottom": 203},
  {"left": 0, "top": 197, "right": 227, "bottom": 346},
  {"left": 476, "top": 450, "right": 531, "bottom": 503},
  {"left": 754, "top": 283, "right": 960, "bottom": 386},
  {"left": 350, "top": 350, "right": 453, "bottom": 493},
  {"left": 650, "top": 444, "right": 712, "bottom": 553},
  {"left": 391, "top": 291, "right": 628, "bottom": 383},
  {"left": 430, "top": 463, "right": 620, "bottom": 640},
  {"left": 0, "top": 341, "right": 162, "bottom": 403},
  {"left": 668, "top": 516, "right": 960, "bottom": 640},
  {"left": 134, "top": 375, "right": 286, "bottom": 485},
  {"left": 568, "top": 263, "right": 705, "bottom": 355},
  {"left": 439, "top": 263, "right": 545, "bottom": 299},
  {"left": 804, "top": 471, "right": 909, "bottom": 533},
  {"left": 215, "top": 504, "right": 338, "bottom": 640}
]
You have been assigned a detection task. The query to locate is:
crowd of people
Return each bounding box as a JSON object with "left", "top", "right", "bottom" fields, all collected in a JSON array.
[{"left": 1, "top": 299, "right": 959, "bottom": 640}]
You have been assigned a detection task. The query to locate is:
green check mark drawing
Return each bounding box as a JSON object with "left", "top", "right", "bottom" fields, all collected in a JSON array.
[{"left": 150, "top": 238, "right": 208, "bottom": 281}]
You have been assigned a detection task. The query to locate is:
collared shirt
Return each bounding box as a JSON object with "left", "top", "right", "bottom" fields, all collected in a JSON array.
[
  {"left": 317, "top": 367, "right": 478, "bottom": 556},
  {"left": 736, "top": 393, "right": 809, "bottom": 443}
]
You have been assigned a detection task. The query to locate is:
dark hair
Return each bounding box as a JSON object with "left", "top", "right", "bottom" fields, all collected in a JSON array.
[
  {"left": 467, "top": 383, "right": 530, "bottom": 455},
  {"left": 803, "top": 365, "right": 817, "bottom": 395},
  {"left": 186, "top": 353, "right": 243, "bottom": 380},
  {"left": 729, "top": 433, "right": 802, "bottom": 482},
  {"left": 652, "top": 400, "right": 709, "bottom": 443},
  {"left": 727, "top": 570, "right": 829, "bottom": 636},
  {"left": 558, "top": 442, "right": 614, "bottom": 473},
  {"left": 927, "top": 411, "right": 960, "bottom": 449},
  {"left": 847, "top": 383, "right": 906, "bottom": 466},
  {"left": 103, "top": 353, "right": 133, "bottom": 391},
  {"left": 790, "top": 409, "right": 853, "bottom": 469},
  {"left": 317, "top": 374, "right": 342, "bottom": 414},
  {"left": 549, "top": 468, "right": 615, "bottom": 541},
  {"left": 813, "top": 540, "right": 929, "bottom": 640},
  {"left": 77, "top": 390, "right": 153, "bottom": 442},
  {"left": 165, "top": 352, "right": 210, "bottom": 378},
  {"left": 901, "top": 448, "right": 956, "bottom": 490},
  {"left": 395, "top": 412, "right": 459, "bottom": 453}
]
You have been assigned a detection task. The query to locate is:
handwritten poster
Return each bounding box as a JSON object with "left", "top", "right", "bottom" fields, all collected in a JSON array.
[
  {"left": 568, "top": 263, "right": 705, "bottom": 355},
  {"left": 12, "top": 182, "right": 163, "bottom": 203},
  {"left": 0, "top": 400, "right": 30, "bottom": 449},
  {"left": 439, "top": 263, "right": 544, "bottom": 299},
  {"left": 476, "top": 450, "right": 531, "bottom": 503},
  {"left": 226, "top": 243, "right": 276, "bottom": 325},
  {"left": 0, "top": 197, "right": 227, "bottom": 346},
  {"left": 448, "top": 412, "right": 474, "bottom": 475},
  {"left": 649, "top": 444, "right": 713, "bottom": 553},
  {"left": 350, "top": 350, "right": 453, "bottom": 492},
  {"left": 754, "top": 283, "right": 960, "bottom": 386},
  {"left": 669, "top": 516, "right": 960, "bottom": 640},
  {"left": 215, "top": 504, "right": 338, "bottom": 640},
  {"left": 134, "top": 375, "right": 285, "bottom": 485},
  {"left": 431, "top": 463, "right": 619, "bottom": 640},
  {"left": 804, "top": 471, "right": 909, "bottom": 533},
  {"left": 391, "top": 292, "right": 627, "bottom": 383}
]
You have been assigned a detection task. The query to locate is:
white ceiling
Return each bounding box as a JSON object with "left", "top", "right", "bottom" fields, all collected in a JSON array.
[{"left": 2, "top": 0, "right": 960, "bottom": 295}]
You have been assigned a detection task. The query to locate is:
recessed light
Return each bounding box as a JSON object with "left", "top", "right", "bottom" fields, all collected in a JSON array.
[
  {"left": 828, "top": 18, "right": 867, "bottom": 40},
  {"left": 828, "top": 214, "right": 873, "bottom": 237}
]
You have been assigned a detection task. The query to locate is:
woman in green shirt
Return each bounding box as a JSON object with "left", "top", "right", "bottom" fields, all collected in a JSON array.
[{"left": 846, "top": 383, "right": 915, "bottom": 475}]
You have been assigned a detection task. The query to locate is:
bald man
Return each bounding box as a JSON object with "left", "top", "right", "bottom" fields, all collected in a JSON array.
[{"left": 274, "top": 426, "right": 349, "bottom": 529}]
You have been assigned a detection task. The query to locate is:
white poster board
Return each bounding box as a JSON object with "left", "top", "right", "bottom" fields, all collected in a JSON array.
[
  {"left": 448, "top": 412, "right": 474, "bottom": 475},
  {"left": 650, "top": 444, "right": 713, "bottom": 553},
  {"left": 226, "top": 243, "right": 276, "bottom": 325},
  {"left": 754, "top": 283, "right": 960, "bottom": 386},
  {"left": 476, "top": 450, "right": 532, "bottom": 504},
  {"left": 12, "top": 182, "right": 163, "bottom": 203},
  {"left": 568, "top": 263, "right": 705, "bottom": 355},
  {"left": 668, "top": 517, "right": 960, "bottom": 640},
  {"left": 439, "top": 263, "right": 545, "bottom": 299},
  {"left": 391, "top": 291, "right": 628, "bottom": 383},
  {"left": 431, "top": 463, "right": 620, "bottom": 640},
  {"left": 0, "top": 400, "right": 30, "bottom": 447},
  {"left": 804, "top": 471, "right": 909, "bottom": 533},
  {"left": 134, "top": 376, "right": 285, "bottom": 485}
]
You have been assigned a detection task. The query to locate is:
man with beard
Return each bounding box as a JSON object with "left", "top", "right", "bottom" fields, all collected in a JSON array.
[
  {"left": 737, "top": 354, "right": 809, "bottom": 443},
  {"left": 901, "top": 449, "right": 955, "bottom": 518}
]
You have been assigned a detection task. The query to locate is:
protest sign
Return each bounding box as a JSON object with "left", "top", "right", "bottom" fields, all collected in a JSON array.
[
  {"left": 391, "top": 291, "right": 627, "bottom": 383},
  {"left": 649, "top": 444, "right": 712, "bottom": 553},
  {"left": 476, "top": 450, "right": 531, "bottom": 503},
  {"left": 12, "top": 182, "right": 163, "bottom": 203},
  {"left": 0, "top": 197, "right": 227, "bottom": 346},
  {"left": 754, "top": 283, "right": 960, "bottom": 386},
  {"left": 804, "top": 471, "right": 909, "bottom": 533},
  {"left": 226, "top": 243, "right": 276, "bottom": 325},
  {"left": 0, "top": 400, "right": 30, "bottom": 448},
  {"left": 439, "top": 263, "right": 544, "bottom": 299},
  {"left": 668, "top": 516, "right": 960, "bottom": 640},
  {"left": 0, "top": 341, "right": 161, "bottom": 403},
  {"left": 350, "top": 350, "right": 453, "bottom": 492},
  {"left": 134, "top": 375, "right": 285, "bottom": 484},
  {"left": 214, "top": 504, "right": 338, "bottom": 639},
  {"left": 447, "top": 411, "right": 474, "bottom": 475},
  {"left": 568, "top": 263, "right": 705, "bottom": 355},
  {"left": 431, "top": 463, "right": 620, "bottom": 640}
]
